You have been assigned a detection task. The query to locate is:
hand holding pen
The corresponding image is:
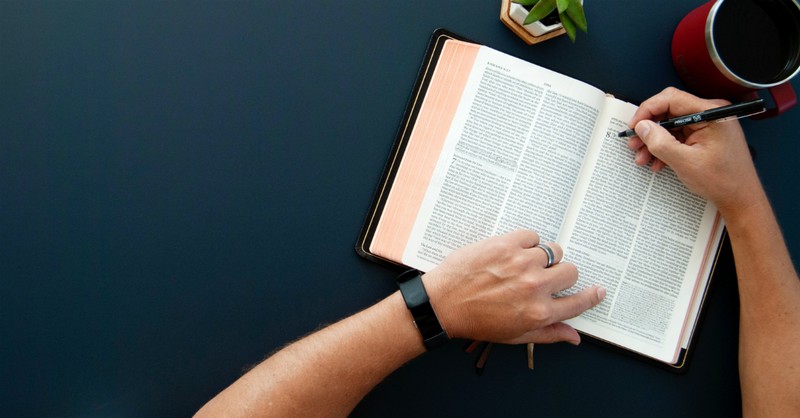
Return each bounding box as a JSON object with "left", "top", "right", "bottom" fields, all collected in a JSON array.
[
  {"left": 624, "top": 87, "right": 761, "bottom": 215},
  {"left": 462, "top": 97, "right": 767, "bottom": 373},
  {"left": 618, "top": 98, "right": 765, "bottom": 139}
]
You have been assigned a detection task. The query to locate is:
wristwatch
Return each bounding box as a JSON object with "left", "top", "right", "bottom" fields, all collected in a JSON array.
[{"left": 396, "top": 269, "right": 449, "bottom": 350}]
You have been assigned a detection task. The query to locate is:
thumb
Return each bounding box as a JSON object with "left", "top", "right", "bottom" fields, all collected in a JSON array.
[{"left": 634, "top": 120, "right": 684, "bottom": 166}]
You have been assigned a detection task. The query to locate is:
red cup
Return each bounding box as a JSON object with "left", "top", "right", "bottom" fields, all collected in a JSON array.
[{"left": 672, "top": 0, "right": 800, "bottom": 118}]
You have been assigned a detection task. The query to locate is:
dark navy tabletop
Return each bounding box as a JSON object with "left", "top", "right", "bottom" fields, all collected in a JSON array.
[{"left": 2, "top": 1, "right": 799, "bottom": 416}]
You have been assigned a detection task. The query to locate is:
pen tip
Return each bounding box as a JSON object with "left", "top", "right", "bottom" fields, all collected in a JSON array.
[{"left": 618, "top": 129, "right": 635, "bottom": 138}]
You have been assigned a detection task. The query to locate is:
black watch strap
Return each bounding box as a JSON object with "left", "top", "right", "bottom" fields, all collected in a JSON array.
[{"left": 397, "top": 269, "right": 449, "bottom": 350}]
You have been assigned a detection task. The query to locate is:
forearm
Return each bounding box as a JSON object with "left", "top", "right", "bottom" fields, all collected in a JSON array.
[
  {"left": 722, "top": 191, "right": 800, "bottom": 417},
  {"left": 195, "top": 291, "right": 425, "bottom": 418},
  {"left": 628, "top": 87, "right": 800, "bottom": 415},
  {"left": 196, "top": 231, "right": 605, "bottom": 417}
]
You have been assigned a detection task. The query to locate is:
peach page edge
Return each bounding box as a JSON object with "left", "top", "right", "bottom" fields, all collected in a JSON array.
[{"left": 369, "top": 40, "right": 480, "bottom": 264}]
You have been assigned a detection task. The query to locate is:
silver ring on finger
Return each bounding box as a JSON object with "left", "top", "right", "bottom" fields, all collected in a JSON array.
[{"left": 534, "top": 243, "right": 556, "bottom": 268}]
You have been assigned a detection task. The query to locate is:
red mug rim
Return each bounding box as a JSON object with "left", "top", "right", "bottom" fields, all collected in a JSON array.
[{"left": 705, "top": 0, "right": 800, "bottom": 89}]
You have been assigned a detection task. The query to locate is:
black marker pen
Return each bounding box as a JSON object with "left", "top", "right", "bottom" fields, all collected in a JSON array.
[{"left": 618, "top": 99, "right": 766, "bottom": 138}]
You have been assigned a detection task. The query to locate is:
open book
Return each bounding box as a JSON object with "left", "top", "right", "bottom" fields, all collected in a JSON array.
[{"left": 357, "top": 31, "right": 725, "bottom": 370}]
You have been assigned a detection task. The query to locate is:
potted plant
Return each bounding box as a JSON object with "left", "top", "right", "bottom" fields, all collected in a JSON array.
[{"left": 500, "top": 0, "right": 588, "bottom": 44}]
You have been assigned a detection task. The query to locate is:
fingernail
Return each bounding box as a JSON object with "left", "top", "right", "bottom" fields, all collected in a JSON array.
[
  {"left": 596, "top": 286, "right": 606, "bottom": 301},
  {"left": 634, "top": 120, "right": 651, "bottom": 139}
]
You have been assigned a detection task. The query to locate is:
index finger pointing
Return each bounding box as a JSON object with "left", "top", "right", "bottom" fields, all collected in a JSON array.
[{"left": 550, "top": 285, "right": 606, "bottom": 322}]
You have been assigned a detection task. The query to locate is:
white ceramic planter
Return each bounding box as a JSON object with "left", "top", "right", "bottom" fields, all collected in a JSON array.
[{"left": 508, "top": 3, "right": 563, "bottom": 37}]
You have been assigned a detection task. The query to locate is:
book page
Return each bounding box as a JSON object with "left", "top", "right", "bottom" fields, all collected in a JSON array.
[
  {"left": 559, "top": 98, "right": 723, "bottom": 363},
  {"left": 366, "top": 37, "right": 722, "bottom": 364},
  {"left": 402, "top": 43, "right": 608, "bottom": 272},
  {"left": 678, "top": 229, "right": 723, "bottom": 355},
  {"left": 369, "top": 39, "right": 481, "bottom": 263}
]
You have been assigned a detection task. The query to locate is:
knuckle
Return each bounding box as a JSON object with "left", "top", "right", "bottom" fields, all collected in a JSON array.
[
  {"left": 521, "top": 277, "right": 544, "bottom": 294},
  {"left": 509, "top": 249, "right": 529, "bottom": 264},
  {"left": 662, "top": 86, "right": 677, "bottom": 94},
  {"left": 560, "top": 261, "right": 579, "bottom": 278},
  {"left": 520, "top": 229, "right": 540, "bottom": 243},
  {"left": 482, "top": 239, "right": 510, "bottom": 260},
  {"left": 526, "top": 304, "right": 553, "bottom": 326}
]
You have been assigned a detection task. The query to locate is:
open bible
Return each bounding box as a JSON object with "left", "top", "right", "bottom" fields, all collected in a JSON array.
[{"left": 357, "top": 31, "right": 725, "bottom": 370}]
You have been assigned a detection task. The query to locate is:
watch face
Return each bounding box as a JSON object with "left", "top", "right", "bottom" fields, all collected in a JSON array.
[
  {"left": 397, "top": 270, "right": 428, "bottom": 308},
  {"left": 413, "top": 303, "right": 441, "bottom": 333}
]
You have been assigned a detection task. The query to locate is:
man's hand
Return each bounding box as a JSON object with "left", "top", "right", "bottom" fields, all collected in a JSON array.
[
  {"left": 626, "top": 87, "right": 761, "bottom": 219},
  {"left": 423, "top": 230, "right": 606, "bottom": 345},
  {"left": 197, "top": 229, "right": 606, "bottom": 418},
  {"left": 629, "top": 86, "right": 800, "bottom": 417}
]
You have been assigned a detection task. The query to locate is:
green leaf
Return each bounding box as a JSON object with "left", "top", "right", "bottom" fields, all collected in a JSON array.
[
  {"left": 566, "top": 0, "right": 588, "bottom": 33},
  {"left": 523, "top": 0, "right": 557, "bottom": 25},
  {"left": 557, "top": 0, "right": 569, "bottom": 14},
  {"left": 514, "top": 0, "right": 539, "bottom": 6},
  {"left": 560, "top": 12, "right": 577, "bottom": 42}
]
